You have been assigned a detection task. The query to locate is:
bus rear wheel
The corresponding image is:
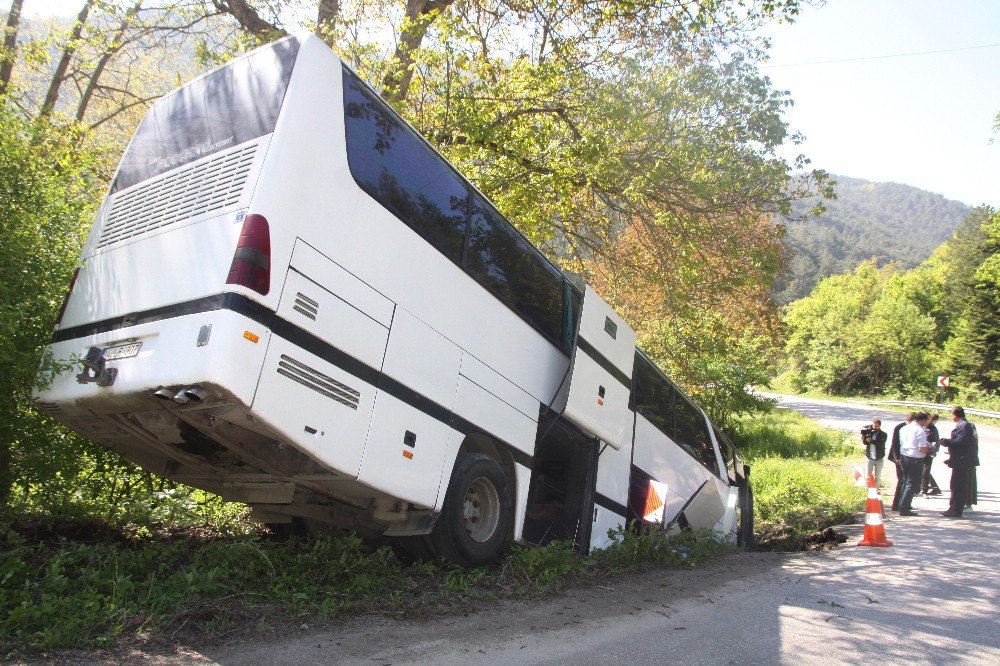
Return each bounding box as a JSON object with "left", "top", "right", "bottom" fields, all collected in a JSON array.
[
  {"left": 737, "top": 481, "right": 754, "bottom": 550},
  {"left": 431, "top": 452, "right": 512, "bottom": 567}
]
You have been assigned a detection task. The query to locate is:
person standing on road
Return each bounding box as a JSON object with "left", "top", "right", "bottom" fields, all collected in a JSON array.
[
  {"left": 889, "top": 413, "right": 915, "bottom": 511},
  {"left": 939, "top": 406, "right": 980, "bottom": 518},
  {"left": 922, "top": 414, "right": 943, "bottom": 496},
  {"left": 864, "top": 419, "right": 888, "bottom": 488},
  {"left": 897, "top": 412, "right": 932, "bottom": 516}
]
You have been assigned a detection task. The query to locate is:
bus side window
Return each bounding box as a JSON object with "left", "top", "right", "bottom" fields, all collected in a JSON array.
[
  {"left": 632, "top": 355, "right": 674, "bottom": 437},
  {"left": 716, "top": 431, "right": 737, "bottom": 483},
  {"left": 342, "top": 69, "right": 469, "bottom": 263},
  {"left": 675, "top": 394, "right": 719, "bottom": 476},
  {"left": 466, "top": 195, "right": 564, "bottom": 344}
]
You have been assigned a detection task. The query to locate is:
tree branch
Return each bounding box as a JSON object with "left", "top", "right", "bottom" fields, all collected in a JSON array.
[
  {"left": 0, "top": 0, "right": 23, "bottom": 93},
  {"left": 41, "top": 0, "right": 95, "bottom": 117}
]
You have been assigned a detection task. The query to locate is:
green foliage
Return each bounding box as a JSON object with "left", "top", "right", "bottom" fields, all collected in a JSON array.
[
  {"left": 599, "top": 527, "right": 724, "bottom": 570},
  {"left": 0, "top": 524, "right": 728, "bottom": 654},
  {"left": 941, "top": 208, "right": 1000, "bottom": 392},
  {"left": 734, "top": 408, "right": 855, "bottom": 460},
  {"left": 0, "top": 99, "right": 98, "bottom": 503},
  {"left": 782, "top": 205, "right": 998, "bottom": 400},
  {"left": 641, "top": 322, "right": 777, "bottom": 428},
  {"left": 0, "top": 531, "right": 401, "bottom": 650},
  {"left": 783, "top": 260, "right": 937, "bottom": 394},
  {"left": 733, "top": 410, "right": 865, "bottom": 550}
]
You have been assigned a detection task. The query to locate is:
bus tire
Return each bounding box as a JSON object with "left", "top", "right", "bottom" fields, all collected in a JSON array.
[
  {"left": 431, "top": 452, "right": 512, "bottom": 567},
  {"left": 737, "top": 481, "right": 754, "bottom": 550}
]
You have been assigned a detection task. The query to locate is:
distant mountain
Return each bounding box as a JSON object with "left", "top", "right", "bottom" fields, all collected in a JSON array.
[{"left": 774, "top": 176, "right": 972, "bottom": 304}]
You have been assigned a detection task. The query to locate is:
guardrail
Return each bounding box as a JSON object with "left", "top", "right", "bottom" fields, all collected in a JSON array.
[{"left": 867, "top": 400, "right": 1000, "bottom": 420}]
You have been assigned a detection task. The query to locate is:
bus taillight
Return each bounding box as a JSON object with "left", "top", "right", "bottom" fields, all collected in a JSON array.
[{"left": 226, "top": 214, "right": 271, "bottom": 295}]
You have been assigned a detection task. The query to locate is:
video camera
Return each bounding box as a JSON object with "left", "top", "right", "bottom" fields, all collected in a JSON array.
[{"left": 860, "top": 424, "right": 875, "bottom": 445}]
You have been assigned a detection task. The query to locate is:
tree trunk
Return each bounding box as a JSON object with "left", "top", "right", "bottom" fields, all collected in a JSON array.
[
  {"left": 40, "top": 0, "right": 94, "bottom": 117},
  {"left": 0, "top": 0, "right": 24, "bottom": 94},
  {"left": 315, "top": 0, "right": 339, "bottom": 46},
  {"left": 213, "top": 0, "right": 286, "bottom": 38},
  {"left": 381, "top": 0, "right": 455, "bottom": 105}
]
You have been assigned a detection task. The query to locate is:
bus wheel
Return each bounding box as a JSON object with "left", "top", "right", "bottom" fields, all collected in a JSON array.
[
  {"left": 737, "top": 481, "right": 754, "bottom": 550},
  {"left": 431, "top": 453, "right": 512, "bottom": 567}
]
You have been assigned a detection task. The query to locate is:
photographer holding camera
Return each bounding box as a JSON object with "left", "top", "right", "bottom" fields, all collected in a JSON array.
[{"left": 862, "top": 419, "right": 888, "bottom": 488}]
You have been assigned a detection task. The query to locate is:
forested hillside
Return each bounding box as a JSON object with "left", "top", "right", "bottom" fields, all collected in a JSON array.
[
  {"left": 781, "top": 205, "right": 999, "bottom": 402},
  {"left": 775, "top": 176, "right": 972, "bottom": 303}
]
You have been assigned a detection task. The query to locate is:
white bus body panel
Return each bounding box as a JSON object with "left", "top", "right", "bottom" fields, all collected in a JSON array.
[
  {"left": 562, "top": 286, "right": 636, "bottom": 450},
  {"left": 632, "top": 413, "right": 733, "bottom": 534},
  {"left": 35, "top": 33, "right": 739, "bottom": 553}
]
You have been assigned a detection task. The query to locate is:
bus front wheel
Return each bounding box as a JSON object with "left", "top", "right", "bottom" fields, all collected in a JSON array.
[{"left": 431, "top": 452, "right": 512, "bottom": 567}]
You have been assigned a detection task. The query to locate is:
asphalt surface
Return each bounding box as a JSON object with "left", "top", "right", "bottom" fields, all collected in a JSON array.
[{"left": 165, "top": 397, "right": 1000, "bottom": 665}]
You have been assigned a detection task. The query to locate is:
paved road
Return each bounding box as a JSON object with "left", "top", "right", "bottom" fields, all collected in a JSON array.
[{"left": 197, "top": 397, "right": 999, "bottom": 665}]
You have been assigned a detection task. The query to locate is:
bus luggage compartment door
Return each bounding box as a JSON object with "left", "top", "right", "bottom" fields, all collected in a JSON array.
[
  {"left": 561, "top": 285, "right": 636, "bottom": 450},
  {"left": 252, "top": 252, "right": 392, "bottom": 478}
]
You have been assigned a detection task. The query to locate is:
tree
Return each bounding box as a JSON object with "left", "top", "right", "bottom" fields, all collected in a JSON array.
[
  {"left": 781, "top": 260, "right": 937, "bottom": 394},
  {"left": 0, "top": 0, "right": 23, "bottom": 93},
  {"left": 0, "top": 101, "right": 99, "bottom": 502},
  {"left": 941, "top": 208, "right": 1000, "bottom": 392}
]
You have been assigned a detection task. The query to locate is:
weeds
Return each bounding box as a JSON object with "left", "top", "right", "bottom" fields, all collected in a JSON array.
[
  {"left": 732, "top": 410, "right": 866, "bottom": 550},
  {"left": 0, "top": 521, "right": 727, "bottom": 655},
  {"left": 0, "top": 406, "right": 862, "bottom": 654}
]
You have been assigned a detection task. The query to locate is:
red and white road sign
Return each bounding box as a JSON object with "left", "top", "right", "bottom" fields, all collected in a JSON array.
[{"left": 937, "top": 375, "right": 950, "bottom": 389}]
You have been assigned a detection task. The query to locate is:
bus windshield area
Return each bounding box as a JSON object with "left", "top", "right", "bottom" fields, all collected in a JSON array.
[{"left": 110, "top": 37, "right": 299, "bottom": 194}]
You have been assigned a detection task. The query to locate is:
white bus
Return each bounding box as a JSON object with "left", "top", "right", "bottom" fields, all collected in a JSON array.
[{"left": 35, "top": 34, "right": 752, "bottom": 565}]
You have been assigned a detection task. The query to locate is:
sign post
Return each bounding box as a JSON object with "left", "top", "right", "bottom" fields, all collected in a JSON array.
[{"left": 935, "top": 376, "right": 950, "bottom": 404}]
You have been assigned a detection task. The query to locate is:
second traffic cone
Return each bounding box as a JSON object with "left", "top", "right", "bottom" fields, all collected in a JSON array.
[{"left": 858, "top": 473, "right": 893, "bottom": 547}]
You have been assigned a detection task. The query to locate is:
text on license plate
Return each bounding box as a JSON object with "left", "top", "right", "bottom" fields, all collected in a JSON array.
[{"left": 102, "top": 342, "right": 141, "bottom": 360}]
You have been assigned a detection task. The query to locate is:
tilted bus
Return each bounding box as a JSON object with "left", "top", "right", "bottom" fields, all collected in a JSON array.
[{"left": 35, "top": 34, "right": 753, "bottom": 566}]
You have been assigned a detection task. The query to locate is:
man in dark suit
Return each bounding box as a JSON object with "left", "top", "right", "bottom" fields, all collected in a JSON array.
[
  {"left": 922, "top": 413, "right": 943, "bottom": 496},
  {"left": 889, "top": 413, "right": 914, "bottom": 511},
  {"left": 939, "top": 406, "right": 980, "bottom": 517}
]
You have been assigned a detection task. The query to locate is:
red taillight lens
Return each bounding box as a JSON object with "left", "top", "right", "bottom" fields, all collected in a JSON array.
[
  {"left": 226, "top": 214, "right": 271, "bottom": 295},
  {"left": 55, "top": 267, "right": 81, "bottom": 326}
]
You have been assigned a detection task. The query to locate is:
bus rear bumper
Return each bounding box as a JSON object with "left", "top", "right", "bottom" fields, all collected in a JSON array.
[{"left": 36, "top": 308, "right": 270, "bottom": 413}]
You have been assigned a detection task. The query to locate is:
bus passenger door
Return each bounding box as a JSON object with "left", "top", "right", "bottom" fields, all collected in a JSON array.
[
  {"left": 523, "top": 410, "right": 598, "bottom": 552},
  {"left": 558, "top": 285, "right": 638, "bottom": 551}
]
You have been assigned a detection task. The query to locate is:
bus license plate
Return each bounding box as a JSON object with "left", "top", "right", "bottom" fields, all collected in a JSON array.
[{"left": 103, "top": 342, "right": 141, "bottom": 360}]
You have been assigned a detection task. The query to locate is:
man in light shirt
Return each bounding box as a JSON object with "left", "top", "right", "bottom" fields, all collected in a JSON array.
[{"left": 896, "top": 412, "right": 932, "bottom": 516}]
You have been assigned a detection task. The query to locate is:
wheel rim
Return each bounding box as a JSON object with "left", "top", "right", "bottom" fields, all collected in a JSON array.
[{"left": 462, "top": 476, "right": 501, "bottom": 543}]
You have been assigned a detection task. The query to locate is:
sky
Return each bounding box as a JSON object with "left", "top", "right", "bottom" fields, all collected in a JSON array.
[
  {"left": 760, "top": 0, "right": 1000, "bottom": 207},
  {"left": 25, "top": 0, "right": 1000, "bottom": 207}
]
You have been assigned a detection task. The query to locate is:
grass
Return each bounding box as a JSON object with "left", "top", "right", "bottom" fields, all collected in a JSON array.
[
  {"left": 1, "top": 405, "right": 870, "bottom": 655},
  {"left": 732, "top": 408, "right": 866, "bottom": 550},
  {"left": 0, "top": 520, "right": 726, "bottom": 655}
]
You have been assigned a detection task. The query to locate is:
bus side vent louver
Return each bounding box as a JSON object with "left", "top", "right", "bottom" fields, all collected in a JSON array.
[
  {"left": 293, "top": 293, "right": 319, "bottom": 320},
  {"left": 98, "top": 142, "right": 258, "bottom": 248},
  {"left": 276, "top": 354, "right": 360, "bottom": 410}
]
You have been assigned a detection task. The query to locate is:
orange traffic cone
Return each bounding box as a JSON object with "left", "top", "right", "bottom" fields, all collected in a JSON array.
[{"left": 858, "top": 473, "right": 893, "bottom": 547}]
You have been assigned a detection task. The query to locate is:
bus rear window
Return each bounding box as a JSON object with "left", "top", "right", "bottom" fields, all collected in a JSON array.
[{"left": 111, "top": 37, "right": 299, "bottom": 193}]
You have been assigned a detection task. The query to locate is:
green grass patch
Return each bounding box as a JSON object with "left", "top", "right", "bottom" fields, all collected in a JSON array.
[
  {"left": 1, "top": 520, "right": 726, "bottom": 655},
  {"left": 733, "top": 409, "right": 866, "bottom": 550}
]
